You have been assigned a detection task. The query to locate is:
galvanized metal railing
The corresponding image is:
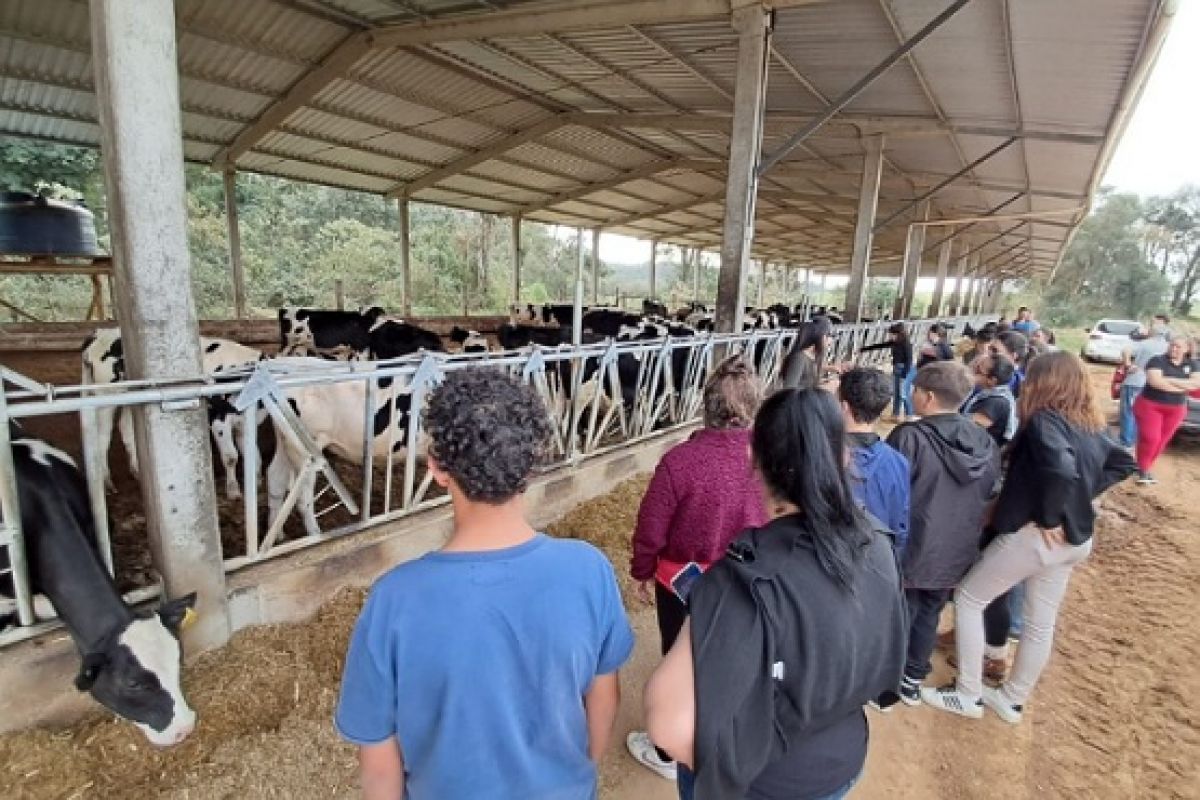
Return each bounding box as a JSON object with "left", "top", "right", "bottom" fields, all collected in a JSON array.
[{"left": 0, "top": 315, "right": 991, "bottom": 645}]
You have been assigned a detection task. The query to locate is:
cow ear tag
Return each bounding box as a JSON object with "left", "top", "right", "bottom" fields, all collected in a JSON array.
[{"left": 181, "top": 607, "right": 198, "bottom": 630}]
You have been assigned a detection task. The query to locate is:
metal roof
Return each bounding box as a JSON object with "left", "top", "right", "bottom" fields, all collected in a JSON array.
[{"left": 0, "top": 0, "right": 1175, "bottom": 279}]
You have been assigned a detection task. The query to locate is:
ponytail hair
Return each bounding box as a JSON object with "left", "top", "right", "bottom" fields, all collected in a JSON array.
[{"left": 751, "top": 388, "right": 869, "bottom": 588}]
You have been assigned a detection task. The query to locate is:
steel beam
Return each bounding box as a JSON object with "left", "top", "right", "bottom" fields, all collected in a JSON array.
[
  {"left": 715, "top": 5, "right": 771, "bottom": 335},
  {"left": 844, "top": 135, "right": 886, "bottom": 322}
]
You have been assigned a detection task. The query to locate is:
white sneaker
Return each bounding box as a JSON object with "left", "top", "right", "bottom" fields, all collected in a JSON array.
[
  {"left": 626, "top": 730, "right": 677, "bottom": 781},
  {"left": 919, "top": 684, "right": 983, "bottom": 719},
  {"left": 982, "top": 685, "right": 1024, "bottom": 724}
]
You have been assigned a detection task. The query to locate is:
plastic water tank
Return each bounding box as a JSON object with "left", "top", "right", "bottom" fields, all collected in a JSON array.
[{"left": 0, "top": 191, "right": 101, "bottom": 257}]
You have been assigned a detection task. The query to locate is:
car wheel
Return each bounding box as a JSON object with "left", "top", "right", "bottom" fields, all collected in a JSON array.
[{"left": 1080, "top": 350, "right": 1091, "bottom": 363}]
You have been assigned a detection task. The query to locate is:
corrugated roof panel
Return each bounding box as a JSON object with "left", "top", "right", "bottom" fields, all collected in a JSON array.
[
  {"left": 177, "top": 33, "right": 307, "bottom": 102},
  {"left": 179, "top": 74, "right": 273, "bottom": 122},
  {"left": 1, "top": 108, "right": 96, "bottom": 145},
  {"left": 181, "top": 111, "right": 241, "bottom": 144},
  {"left": 258, "top": 130, "right": 426, "bottom": 180},
  {"left": 885, "top": 0, "right": 1016, "bottom": 125},
  {"left": 287, "top": 106, "right": 463, "bottom": 163},
  {"left": 1010, "top": 0, "right": 1152, "bottom": 133},
  {"left": 414, "top": 186, "right": 522, "bottom": 214},
  {"left": 438, "top": 174, "right": 550, "bottom": 204},
  {"left": 238, "top": 151, "right": 395, "bottom": 193},
  {"left": 179, "top": 0, "right": 349, "bottom": 62},
  {"left": 539, "top": 126, "right": 656, "bottom": 170},
  {"left": 463, "top": 159, "right": 584, "bottom": 194},
  {"left": 951, "top": 133, "right": 1029, "bottom": 185},
  {"left": 486, "top": 35, "right": 661, "bottom": 112},
  {"left": 770, "top": 3, "right": 936, "bottom": 117},
  {"left": 1024, "top": 139, "right": 1097, "bottom": 194},
  {"left": 432, "top": 40, "right": 600, "bottom": 110}
]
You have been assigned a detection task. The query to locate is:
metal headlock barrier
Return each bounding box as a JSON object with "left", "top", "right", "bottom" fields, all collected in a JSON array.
[{"left": 0, "top": 315, "right": 992, "bottom": 645}]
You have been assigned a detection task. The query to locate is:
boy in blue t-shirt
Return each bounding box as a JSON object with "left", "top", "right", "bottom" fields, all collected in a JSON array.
[
  {"left": 837, "top": 367, "right": 911, "bottom": 555},
  {"left": 336, "top": 369, "right": 635, "bottom": 800}
]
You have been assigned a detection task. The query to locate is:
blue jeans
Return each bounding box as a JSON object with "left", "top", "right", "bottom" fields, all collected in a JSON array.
[
  {"left": 893, "top": 364, "right": 915, "bottom": 417},
  {"left": 677, "top": 765, "right": 861, "bottom": 800},
  {"left": 1118, "top": 384, "right": 1141, "bottom": 447},
  {"left": 1008, "top": 581, "right": 1025, "bottom": 638}
]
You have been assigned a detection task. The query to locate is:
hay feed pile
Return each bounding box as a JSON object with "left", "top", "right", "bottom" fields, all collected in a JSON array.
[
  {"left": 545, "top": 475, "right": 650, "bottom": 607},
  {"left": 0, "top": 589, "right": 366, "bottom": 800}
]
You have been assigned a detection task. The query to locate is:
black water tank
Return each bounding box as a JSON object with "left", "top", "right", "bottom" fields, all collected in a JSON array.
[{"left": 0, "top": 191, "right": 101, "bottom": 257}]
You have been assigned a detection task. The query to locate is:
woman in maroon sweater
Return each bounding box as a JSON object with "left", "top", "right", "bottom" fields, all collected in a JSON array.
[{"left": 626, "top": 356, "right": 767, "bottom": 781}]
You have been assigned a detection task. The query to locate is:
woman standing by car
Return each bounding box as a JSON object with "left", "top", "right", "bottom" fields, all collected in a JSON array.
[
  {"left": 626, "top": 356, "right": 768, "bottom": 782},
  {"left": 921, "top": 352, "right": 1136, "bottom": 724},
  {"left": 644, "top": 388, "right": 906, "bottom": 800},
  {"left": 1131, "top": 334, "right": 1200, "bottom": 484}
]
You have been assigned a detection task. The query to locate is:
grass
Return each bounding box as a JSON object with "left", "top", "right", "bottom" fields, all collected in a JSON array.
[{"left": 1055, "top": 327, "right": 1087, "bottom": 356}]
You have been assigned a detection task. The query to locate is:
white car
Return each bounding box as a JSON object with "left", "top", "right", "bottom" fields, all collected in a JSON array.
[{"left": 1080, "top": 319, "right": 1140, "bottom": 364}]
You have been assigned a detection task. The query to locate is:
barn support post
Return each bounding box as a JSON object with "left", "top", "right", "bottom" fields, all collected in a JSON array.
[
  {"left": 511, "top": 214, "right": 522, "bottom": 304},
  {"left": 990, "top": 280, "right": 1005, "bottom": 313},
  {"left": 591, "top": 228, "right": 601, "bottom": 304},
  {"left": 894, "top": 201, "right": 929, "bottom": 319},
  {"left": 573, "top": 228, "right": 585, "bottom": 347},
  {"left": 960, "top": 260, "right": 979, "bottom": 315},
  {"left": 648, "top": 239, "right": 658, "bottom": 299},
  {"left": 715, "top": 4, "right": 771, "bottom": 334},
  {"left": 90, "top": 0, "right": 229, "bottom": 649},
  {"left": 927, "top": 236, "right": 954, "bottom": 318},
  {"left": 972, "top": 274, "right": 988, "bottom": 314},
  {"left": 947, "top": 243, "right": 968, "bottom": 313},
  {"left": 222, "top": 169, "right": 247, "bottom": 320},
  {"left": 397, "top": 198, "right": 412, "bottom": 316},
  {"left": 844, "top": 134, "right": 886, "bottom": 322},
  {"left": 756, "top": 262, "right": 767, "bottom": 308},
  {"left": 693, "top": 249, "right": 702, "bottom": 302}
]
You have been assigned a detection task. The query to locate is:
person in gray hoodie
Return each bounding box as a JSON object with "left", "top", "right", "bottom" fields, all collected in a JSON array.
[{"left": 877, "top": 360, "right": 1000, "bottom": 709}]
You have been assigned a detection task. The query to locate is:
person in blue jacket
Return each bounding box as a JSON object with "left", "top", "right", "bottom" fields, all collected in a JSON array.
[{"left": 838, "top": 367, "right": 911, "bottom": 555}]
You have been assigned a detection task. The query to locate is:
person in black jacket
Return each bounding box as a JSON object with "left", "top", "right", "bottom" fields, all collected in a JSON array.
[
  {"left": 923, "top": 352, "right": 1137, "bottom": 723},
  {"left": 643, "top": 388, "right": 906, "bottom": 800},
  {"left": 916, "top": 322, "right": 954, "bottom": 369},
  {"left": 880, "top": 361, "right": 1000, "bottom": 709},
  {"left": 861, "top": 322, "right": 915, "bottom": 420}
]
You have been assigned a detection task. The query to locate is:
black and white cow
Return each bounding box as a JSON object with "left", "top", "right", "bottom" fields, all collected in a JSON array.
[
  {"left": 498, "top": 323, "right": 572, "bottom": 350},
  {"left": 582, "top": 308, "right": 645, "bottom": 339},
  {"left": 642, "top": 299, "right": 669, "bottom": 318},
  {"left": 3, "top": 426, "right": 197, "bottom": 746},
  {"left": 265, "top": 357, "right": 424, "bottom": 537},
  {"left": 81, "top": 330, "right": 264, "bottom": 499},
  {"left": 278, "top": 306, "right": 385, "bottom": 360},
  {"left": 448, "top": 326, "right": 490, "bottom": 354},
  {"left": 368, "top": 319, "right": 445, "bottom": 360}
]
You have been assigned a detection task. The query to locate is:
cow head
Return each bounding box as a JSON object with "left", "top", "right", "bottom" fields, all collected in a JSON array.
[
  {"left": 75, "top": 593, "right": 198, "bottom": 747},
  {"left": 359, "top": 306, "right": 386, "bottom": 326}
]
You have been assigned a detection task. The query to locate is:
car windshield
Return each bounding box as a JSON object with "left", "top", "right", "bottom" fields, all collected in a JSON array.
[{"left": 1097, "top": 321, "right": 1139, "bottom": 336}]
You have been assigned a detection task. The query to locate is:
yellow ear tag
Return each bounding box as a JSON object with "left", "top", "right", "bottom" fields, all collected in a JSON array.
[{"left": 181, "top": 607, "right": 198, "bottom": 630}]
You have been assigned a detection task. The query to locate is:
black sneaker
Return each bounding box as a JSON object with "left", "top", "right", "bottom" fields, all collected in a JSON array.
[
  {"left": 869, "top": 690, "right": 901, "bottom": 713},
  {"left": 898, "top": 678, "right": 922, "bottom": 707},
  {"left": 1136, "top": 471, "right": 1157, "bottom": 485}
]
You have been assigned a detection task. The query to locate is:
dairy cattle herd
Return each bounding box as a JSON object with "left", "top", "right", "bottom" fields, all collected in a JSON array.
[{"left": 3, "top": 300, "right": 849, "bottom": 739}]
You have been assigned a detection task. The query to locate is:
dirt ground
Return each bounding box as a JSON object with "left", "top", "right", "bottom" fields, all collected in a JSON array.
[{"left": 2, "top": 365, "right": 1198, "bottom": 799}]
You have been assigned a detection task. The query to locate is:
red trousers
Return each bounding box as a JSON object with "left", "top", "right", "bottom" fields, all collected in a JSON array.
[{"left": 1133, "top": 396, "right": 1188, "bottom": 473}]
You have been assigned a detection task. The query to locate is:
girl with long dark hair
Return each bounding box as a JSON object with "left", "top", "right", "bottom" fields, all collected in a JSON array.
[
  {"left": 778, "top": 315, "right": 835, "bottom": 391},
  {"left": 923, "top": 352, "right": 1136, "bottom": 723},
  {"left": 644, "top": 388, "right": 906, "bottom": 800}
]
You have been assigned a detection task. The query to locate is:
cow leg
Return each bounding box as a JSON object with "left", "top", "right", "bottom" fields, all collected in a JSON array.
[
  {"left": 298, "top": 465, "right": 321, "bottom": 538},
  {"left": 117, "top": 407, "right": 139, "bottom": 481},
  {"left": 93, "top": 405, "right": 118, "bottom": 491},
  {"left": 266, "top": 446, "right": 290, "bottom": 530},
  {"left": 210, "top": 416, "right": 242, "bottom": 500}
]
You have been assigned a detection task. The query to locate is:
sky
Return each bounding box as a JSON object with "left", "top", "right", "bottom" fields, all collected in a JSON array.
[{"left": 597, "top": 1, "right": 1199, "bottom": 266}]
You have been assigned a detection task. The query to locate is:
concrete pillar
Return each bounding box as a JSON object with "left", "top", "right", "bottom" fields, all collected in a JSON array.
[
  {"left": 844, "top": 134, "right": 886, "bottom": 322},
  {"left": 649, "top": 239, "right": 657, "bottom": 299},
  {"left": 397, "top": 198, "right": 412, "bottom": 315},
  {"left": 591, "top": 228, "right": 601, "bottom": 304},
  {"left": 715, "top": 5, "right": 771, "bottom": 334},
  {"left": 947, "top": 245, "right": 967, "bottom": 314},
  {"left": 511, "top": 214, "right": 522, "bottom": 304},
  {"left": 989, "top": 279, "right": 1004, "bottom": 313},
  {"left": 973, "top": 274, "right": 988, "bottom": 314},
  {"left": 222, "top": 169, "right": 247, "bottom": 319},
  {"left": 694, "top": 250, "right": 702, "bottom": 302},
  {"left": 894, "top": 202, "right": 929, "bottom": 319},
  {"left": 756, "top": 261, "right": 767, "bottom": 308},
  {"left": 927, "top": 236, "right": 954, "bottom": 318},
  {"left": 90, "top": 0, "right": 228, "bottom": 649}
]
